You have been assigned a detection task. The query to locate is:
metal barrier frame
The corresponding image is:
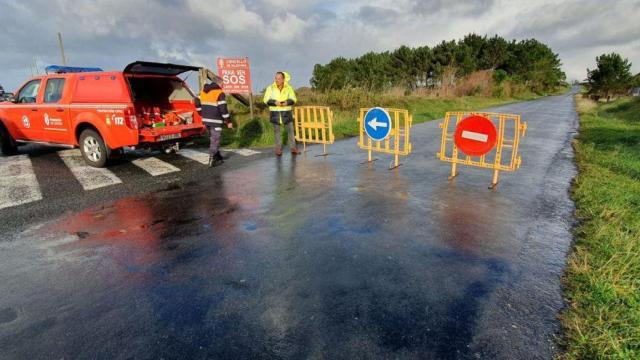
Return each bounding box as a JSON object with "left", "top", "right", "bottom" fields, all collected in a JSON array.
[
  {"left": 358, "top": 108, "right": 413, "bottom": 169},
  {"left": 293, "top": 106, "right": 335, "bottom": 156},
  {"left": 438, "top": 111, "right": 527, "bottom": 188}
]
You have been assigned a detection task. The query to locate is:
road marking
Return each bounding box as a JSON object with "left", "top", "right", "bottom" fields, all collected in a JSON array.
[
  {"left": 58, "top": 149, "right": 122, "bottom": 190},
  {"left": 221, "top": 148, "right": 261, "bottom": 156},
  {"left": 131, "top": 157, "right": 180, "bottom": 176},
  {"left": 0, "top": 155, "right": 43, "bottom": 210},
  {"left": 461, "top": 130, "right": 489, "bottom": 142},
  {"left": 178, "top": 148, "right": 210, "bottom": 165}
]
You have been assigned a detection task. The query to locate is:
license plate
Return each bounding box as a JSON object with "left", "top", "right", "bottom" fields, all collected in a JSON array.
[{"left": 159, "top": 133, "right": 181, "bottom": 141}]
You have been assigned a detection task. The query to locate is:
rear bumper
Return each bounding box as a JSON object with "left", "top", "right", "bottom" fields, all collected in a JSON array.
[{"left": 138, "top": 124, "right": 205, "bottom": 145}]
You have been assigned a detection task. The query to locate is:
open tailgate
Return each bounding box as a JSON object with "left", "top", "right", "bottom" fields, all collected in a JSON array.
[{"left": 124, "top": 61, "right": 200, "bottom": 76}]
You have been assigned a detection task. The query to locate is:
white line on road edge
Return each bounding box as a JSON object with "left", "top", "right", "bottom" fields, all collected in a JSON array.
[
  {"left": 58, "top": 149, "right": 122, "bottom": 190},
  {"left": 178, "top": 148, "right": 210, "bottom": 165},
  {"left": 461, "top": 130, "right": 489, "bottom": 142},
  {"left": 221, "top": 148, "right": 261, "bottom": 156},
  {"left": 131, "top": 157, "right": 180, "bottom": 176},
  {"left": 0, "top": 155, "right": 43, "bottom": 210}
]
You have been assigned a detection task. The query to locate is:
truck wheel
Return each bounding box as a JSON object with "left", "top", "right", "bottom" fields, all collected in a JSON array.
[
  {"left": 0, "top": 125, "right": 17, "bottom": 156},
  {"left": 79, "top": 129, "right": 109, "bottom": 167}
]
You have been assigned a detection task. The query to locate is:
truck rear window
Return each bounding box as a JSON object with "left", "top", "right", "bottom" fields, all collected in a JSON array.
[
  {"left": 73, "top": 75, "right": 129, "bottom": 103},
  {"left": 126, "top": 77, "right": 194, "bottom": 103}
]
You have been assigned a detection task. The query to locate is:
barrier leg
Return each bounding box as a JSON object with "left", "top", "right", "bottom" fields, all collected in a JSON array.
[
  {"left": 389, "top": 153, "right": 401, "bottom": 170},
  {"left": 489, "top": 170, "right": 500, "bottom": 189},
  {"left": 361, "top": 148, "right": 377, "bottom": 164},
  {"left": 314, "top": 143, "right": 331, "bottom": 157},
  {"left": 448, "top": 162, "right": 458, "bottom": 180}
]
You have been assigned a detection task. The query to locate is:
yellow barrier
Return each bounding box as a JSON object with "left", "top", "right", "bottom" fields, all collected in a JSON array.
[
  {"left": 358, "top": 108, "right": 413, "bottom": 169},
  {"left": 293, "top": 106, "right": 335, "bottom": 156},
  {"left": 438, "top": 111, "right": 527, "bottom": 189}
]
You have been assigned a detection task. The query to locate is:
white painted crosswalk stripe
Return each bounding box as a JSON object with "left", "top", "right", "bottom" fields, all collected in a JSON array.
[
  {"left": 58, "top": 149, "right": 122, "bottom": 190},
  {"left": 1, "top": 146, "right": 255, "bottom": 210},
  {"left": 221, "top": 148, "right": 261, "bottom": 156},
  {"left": 131, "top": 157, "right": 180, "bottom": 176},
  {"left": 0, "top": 155, "right": 43, "bottom": 210},
  {"left": 178, "top": 148, "right": 210, "bottom": 165}
]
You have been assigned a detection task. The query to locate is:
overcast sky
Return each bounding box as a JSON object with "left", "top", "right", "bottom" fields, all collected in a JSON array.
[{"left": 1, "top": 0, "right": 639, "bottom": 92}]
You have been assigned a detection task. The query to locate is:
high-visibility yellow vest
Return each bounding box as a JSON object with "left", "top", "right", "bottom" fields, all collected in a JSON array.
[{"left": 263, "top": 72, "right": 297, "bottom": 112}]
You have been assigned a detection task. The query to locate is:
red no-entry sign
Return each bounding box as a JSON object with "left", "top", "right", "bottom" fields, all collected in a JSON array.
[{"left": 453, "top": 115, "right": 497, "bottom": 156}]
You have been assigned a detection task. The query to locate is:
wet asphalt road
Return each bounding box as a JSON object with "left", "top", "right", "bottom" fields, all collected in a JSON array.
[{"left": 0, "top": 89, "right": 578, "bottom": 359}]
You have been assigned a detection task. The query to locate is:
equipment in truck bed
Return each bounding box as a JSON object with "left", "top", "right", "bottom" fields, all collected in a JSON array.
[{"left": 0, "top": 61, "right": 206, "bottom": 167}]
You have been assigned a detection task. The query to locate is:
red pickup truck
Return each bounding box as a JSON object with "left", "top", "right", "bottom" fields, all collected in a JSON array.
[{"left": 0, "top": 61, "right": 205, "bottom": 167}]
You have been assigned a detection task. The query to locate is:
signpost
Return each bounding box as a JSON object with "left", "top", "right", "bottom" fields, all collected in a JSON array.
[{"left": 217, "top": 57, "right": 253, "bottom": 119}]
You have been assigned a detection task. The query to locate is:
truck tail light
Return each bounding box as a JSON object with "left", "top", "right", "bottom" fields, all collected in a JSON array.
[{"left": 124, "top": 108, "right": 139, "bottom": 130}]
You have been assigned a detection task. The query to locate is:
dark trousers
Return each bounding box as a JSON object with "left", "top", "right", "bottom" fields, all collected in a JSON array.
[
  {"left": 205, "top": 124, "right": 222, "bottom": 155},
  {"left": 274, "top": 122, "right": 297, "bottom": 150}
]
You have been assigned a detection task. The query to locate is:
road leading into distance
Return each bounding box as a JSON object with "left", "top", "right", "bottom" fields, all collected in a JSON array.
[{"left": 0, "top": 89, "right": 579, "bottom": 359}]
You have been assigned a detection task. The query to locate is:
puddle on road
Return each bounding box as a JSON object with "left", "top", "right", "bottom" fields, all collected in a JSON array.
[{"left": 0, "top": 151, "right": 559, "bottom": 359}]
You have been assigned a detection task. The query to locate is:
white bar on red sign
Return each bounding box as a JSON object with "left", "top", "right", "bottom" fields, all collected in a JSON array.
[{"left": 461, "top": 130, "right": 489, "bottom": 142}]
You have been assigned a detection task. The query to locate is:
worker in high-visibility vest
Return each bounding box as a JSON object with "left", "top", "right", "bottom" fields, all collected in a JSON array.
[{"left": 263, "top": 71, "right": 298, "bottom": 156}]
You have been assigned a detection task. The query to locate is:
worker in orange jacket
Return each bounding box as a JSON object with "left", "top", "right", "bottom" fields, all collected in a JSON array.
[{"left": 196, "top": 82, "right": 233, "bottom": 167}]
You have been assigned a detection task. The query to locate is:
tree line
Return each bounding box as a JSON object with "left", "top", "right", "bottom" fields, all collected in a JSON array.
[
  {"left": 310, "top": 34, "right": 566, "bottom": 93},
  {"left": 586, "top": 52, "right": 639, "bottom": 101}
]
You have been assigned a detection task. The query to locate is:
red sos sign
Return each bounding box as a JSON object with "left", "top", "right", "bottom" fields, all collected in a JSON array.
[{"left": 217, "top": 57, "right": 252, "bottom": 94}]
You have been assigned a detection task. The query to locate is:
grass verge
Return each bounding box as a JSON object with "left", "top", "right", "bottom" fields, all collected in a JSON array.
[{"left": 559, "top": 96, "right": 640, "bottom": 359}]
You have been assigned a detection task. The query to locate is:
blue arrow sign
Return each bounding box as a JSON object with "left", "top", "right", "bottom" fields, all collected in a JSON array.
[{"left": 364, "top": 107, "right": 391, "bottom": 141}]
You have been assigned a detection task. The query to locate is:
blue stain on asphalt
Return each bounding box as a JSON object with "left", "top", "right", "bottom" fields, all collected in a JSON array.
[
  {"left": 244, "top": 223, "right": 258, "bottom": 232},
  {"left": 326, "top": 216, "right": 374, "bottom": 235}
]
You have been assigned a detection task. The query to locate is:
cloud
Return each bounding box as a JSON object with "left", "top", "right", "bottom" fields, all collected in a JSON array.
[
  {"left": 410, "top": 0, "right": 497, "bottom": 16},
  {"left": 265, "top": 13, "right": 311, "bottom": 42},
  {"left": 0, "top": 0, "right": 638, "bottom": 92}
]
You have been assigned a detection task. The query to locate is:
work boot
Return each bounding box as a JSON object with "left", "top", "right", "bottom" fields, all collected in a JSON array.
[
  {"left": 275, "top": 147, "right": 283, "bottom": 156},
  {"left": 214, "top": 151, "right": 224, "bottom": 163},
  {"left": 208, "top": 154, "right": 221, "bottom": 167},
  {"left": 291, "top": 147, "right": 300, "bottom": 155}
]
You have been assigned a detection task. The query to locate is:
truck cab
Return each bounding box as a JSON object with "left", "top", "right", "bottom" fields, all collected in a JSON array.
[{"left": 0, "top": 61, "right": 206, "bottom": 167}]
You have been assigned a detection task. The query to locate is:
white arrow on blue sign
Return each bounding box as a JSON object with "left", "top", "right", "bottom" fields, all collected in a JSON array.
[{"left": 363, "top": 107, "right": 392, "bottom": 141}]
